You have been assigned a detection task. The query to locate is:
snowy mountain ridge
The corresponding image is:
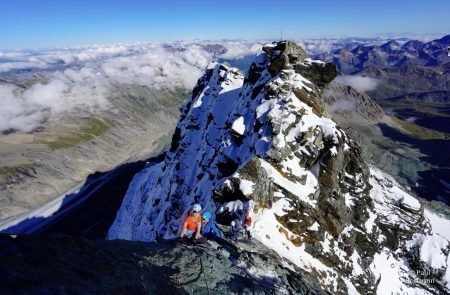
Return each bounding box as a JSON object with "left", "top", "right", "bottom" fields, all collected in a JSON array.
[{"left": 108, "top": 41, "right": 450, "bottom": 294}]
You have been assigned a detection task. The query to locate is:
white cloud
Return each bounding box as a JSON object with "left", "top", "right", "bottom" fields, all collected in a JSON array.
[
  {"left": 0, "top": 71, "right": 111, "bottom": 132},
  {"left": 0, "top": 84, "right": 45, "bottom": 132},
  {"left": 329, "top": 99, "right": 356, "bottom": 113},
  {"left": 219, "top": 42, "right": 263, "bottom": 59},
  {"left": 6, "top": 34, "right": 429, "bottom": 133},
  {"left": 296, "top": 39, "right": 338, "bottom": 55},
  {"left": 0, "top": 61, "right": 49, "bottom": 72},
  {"left": 0, "top": 41, "right": 263, "bottom": 133},
  {"left": 334, "top": 75, "right": 379, "bottom": 92}
]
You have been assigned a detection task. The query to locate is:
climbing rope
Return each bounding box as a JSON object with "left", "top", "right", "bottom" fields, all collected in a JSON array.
[
  {"left": 193, "top": 245, "right": 211, "bottom": 295},
  {"left": 178, "top": 240, "right": 211, "bottom": 295}
]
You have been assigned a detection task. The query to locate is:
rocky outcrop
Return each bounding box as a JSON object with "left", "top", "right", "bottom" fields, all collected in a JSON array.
[{"left": 0, "top": 234, "right": 326, "bottom": 294}]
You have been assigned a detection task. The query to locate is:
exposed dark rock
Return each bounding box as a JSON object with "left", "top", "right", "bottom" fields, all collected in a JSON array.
[
  {"left": 170, "top": 127, "right": 182, "bottom": 152},
  {"left": 217, "top": 156, "right": 239, "bottom": 179},
  {"left": 191, "top": 69, "right": 214, "bottom": 100},
  {"left": 263, "top": 42, "right": 307, "bottom": 75},
  {"left": 0, "top": 234, "right": 327, "bottom": 295},
  {"left": 294, "top": 62, "right": 337, "bottom": 88}
]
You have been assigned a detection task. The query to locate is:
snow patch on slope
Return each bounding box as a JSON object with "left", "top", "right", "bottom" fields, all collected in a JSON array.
[
  {"left": 369, "top": 166, "right": 450, "bottom": 293},
  {"left": 232, "top": 116, "right": 245, "bottom": 135}
]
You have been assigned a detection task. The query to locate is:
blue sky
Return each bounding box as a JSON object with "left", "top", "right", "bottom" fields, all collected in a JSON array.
[{"left": 1, "top": 0, "right": 449, "bottom": 49}]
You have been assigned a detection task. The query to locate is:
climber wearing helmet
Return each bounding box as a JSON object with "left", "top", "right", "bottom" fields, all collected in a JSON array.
[
  {"left": 180, "top": 203, "right": 202, "bottom": 240},
  {"left": 200, "top": 211, "right": 221, "bottom": 238}
]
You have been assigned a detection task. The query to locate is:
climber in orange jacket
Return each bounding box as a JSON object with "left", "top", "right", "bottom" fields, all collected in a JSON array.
[{"left": 180, "top": 203, "right": 202, "bottom": 240}]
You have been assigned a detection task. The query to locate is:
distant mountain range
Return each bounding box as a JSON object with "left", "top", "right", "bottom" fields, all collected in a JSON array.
[
  {"left": 318, "top": 35, "right": 450, "bottom": 100},
  {"left": 320, "top": 35, "right": 449, "bottom": 73}
]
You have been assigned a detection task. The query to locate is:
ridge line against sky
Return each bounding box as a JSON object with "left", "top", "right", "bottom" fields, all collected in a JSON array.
[
  {"left": 0, "top": 33, "right": 448, "bottom": 52},
  {"left": 1, "top": 0, "right": 449, "bottom": 49}
]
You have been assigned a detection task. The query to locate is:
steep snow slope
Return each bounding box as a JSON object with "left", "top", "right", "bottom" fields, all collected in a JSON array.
[{"left": 109, "top": 41, "right": 450, "bottom": 294}]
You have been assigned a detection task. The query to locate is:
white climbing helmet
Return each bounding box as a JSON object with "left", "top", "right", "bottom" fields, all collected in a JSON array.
[{"left": 192, "top": 203, "right": 202, "bottom": 212}]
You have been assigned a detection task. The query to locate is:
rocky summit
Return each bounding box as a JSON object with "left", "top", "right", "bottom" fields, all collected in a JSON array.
[{"left": 107, "top": 41, "right": 450, "bottom": 294}]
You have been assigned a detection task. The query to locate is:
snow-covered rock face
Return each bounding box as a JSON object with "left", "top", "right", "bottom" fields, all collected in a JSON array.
[{"left": 108, "top": 41, "right": 450, "bottom": 294}]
